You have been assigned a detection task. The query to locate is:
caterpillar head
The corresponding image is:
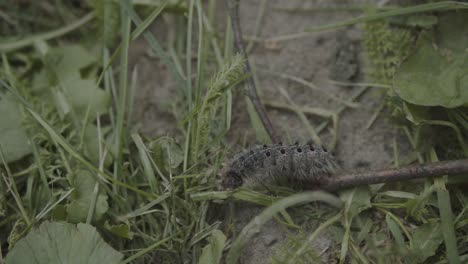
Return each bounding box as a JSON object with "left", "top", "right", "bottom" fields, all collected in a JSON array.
[{"left": 221, "top": 170, "right": 243, "bottom": 190}]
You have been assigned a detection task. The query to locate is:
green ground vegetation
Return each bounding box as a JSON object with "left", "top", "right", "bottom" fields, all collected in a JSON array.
[{"left": 0, "top": 1, "right": 467, "bottom": 263}]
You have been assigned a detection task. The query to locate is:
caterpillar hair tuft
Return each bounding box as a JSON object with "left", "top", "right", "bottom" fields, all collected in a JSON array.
[{"left": 220, "top": 142, "right": 338, "bottom": 190}]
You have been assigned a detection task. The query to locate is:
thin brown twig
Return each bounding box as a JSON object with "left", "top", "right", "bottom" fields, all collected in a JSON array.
[
  {"left": 224, "top": 0, "right": 468, "bottom": 190},
  {"left": 225, "top": 0, "right": 280, "bottom": 143},
  {"left": 320, "top": 159, "right": 468, "bottom": 191}
]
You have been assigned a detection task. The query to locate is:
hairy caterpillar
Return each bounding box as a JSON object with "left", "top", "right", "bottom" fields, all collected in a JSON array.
[{"left": 220, "top": 143, "right": 338, "bottom": 190}]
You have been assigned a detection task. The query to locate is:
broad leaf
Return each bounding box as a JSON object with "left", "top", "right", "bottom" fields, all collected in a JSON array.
[
  {"left": 58, "top": 73, "right": 110, "bottom": 120},
  {"left": 83, "top": 124, "right": 113, "bottom": 167},
  {"left": 5, "top": 221, "right": 123, "bottom": 264},
  {"left": 198, "top": 230, "right": 227, "bottom": 264},
  {"left": 67, "top": 169, "right": 109, "bottom": 223},
  {"left": 44, "top": 45, "right": 96, "bottom": 79},
  {"left": 31, "top": 44, "right": 109, "bottom": 120},
  {"left": 408, "top": 221, "right": 444, "bottom": 263},
  {"left": 393, "top": 11, "right": 468, "bottom": 108},
  {"left": 149, "top": 137, "right": 184, "bottom": 170},
  {"left": 104, "top": 222, "right": 134, "bottom": 240},
  {"left": 0, "top": 92, "right": 31, "bottom": 164},
  {"left": 340, "top": 187, "right": 371, "bottom": 218}
]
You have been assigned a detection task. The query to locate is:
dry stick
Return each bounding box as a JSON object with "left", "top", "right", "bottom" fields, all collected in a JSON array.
[
  {"left": 320, "top": 159, "right": 468, "bottom": 192},
  {"left": 225, "top": 0, "right": 280, "bottom": 143}
]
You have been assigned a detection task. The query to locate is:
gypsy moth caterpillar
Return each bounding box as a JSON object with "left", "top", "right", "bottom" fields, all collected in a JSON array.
[{"left": 220, "top": 143, "right": 338, "bottom": 190}]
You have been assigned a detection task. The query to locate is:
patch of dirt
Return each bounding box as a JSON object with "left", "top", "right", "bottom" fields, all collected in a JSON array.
[{"left": 130, "top": 0, "right": 407, "bottom": 262}]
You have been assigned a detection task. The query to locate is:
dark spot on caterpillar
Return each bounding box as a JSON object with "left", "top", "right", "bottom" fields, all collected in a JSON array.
[
  {"left": 222, "top": 143, "right": 338, "bottom": 190},
  {"left": 278, "top": 142, "right": 283, "bottom": 145},
  {"left": 294, "top": 141, "right": 299, "bottom": 145},
  {"left": 323, "top": 146, "right": 328, "bottom": 152},
  {"left": 221, "top": 170, "right": 243, "bottom": 189}
]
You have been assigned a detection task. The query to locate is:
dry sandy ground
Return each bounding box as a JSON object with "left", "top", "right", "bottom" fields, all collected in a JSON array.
[{"left": 130, "top": 0, "right": 404, "bottom": 262}]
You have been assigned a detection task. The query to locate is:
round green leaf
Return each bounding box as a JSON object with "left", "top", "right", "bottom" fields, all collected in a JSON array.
[
  {"left": 0, "top": 92, "right": 31, "bottom": 164},
  {"left": 6, "top": 221, "right": 123, "bottom": 264},
  {"left": 393, "top": 11, "right": 468, "bottom": 108}
]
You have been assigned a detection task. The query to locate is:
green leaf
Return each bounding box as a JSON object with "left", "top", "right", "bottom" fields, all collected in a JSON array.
[
  {"left": 246, "top": 98, "right": 271, "bottom": 144},
  {"left": 340, "top": 187, "right": 371, "bottom": 218},
  {"left": 149, "top": 138, "right": 184, "bottom": 170},
  {"left": 51, "top": 205, "right": 68, "bottom": 221},
  {"left": 59, "top": 73, "right": 110, "bottom": 119},
  {"left": 435, "top": 11, "right": 468, "bottom": 53},
  {"left": 104, "top": 221, "right": 134, "bottom": 240},
  {"left": 402, "top": 102, "right": 431, "bottom": 125},
  {"left": 31, "top": 68, "right": 50, "bottom": 94},
  {"left": 67, "top": 169, "right": 109, "bottom": 223},
  {"left": 5, "top": 221, "right": 123, "bottom": 264},
  {"left": 45, "top": 45, "right": 96, "bottom": 78},
  {"left": 32, "top": 44, "right": 109, "bottom": 119},
  {"left": 385, "top": 214, "right": 405, "bottom": 248},
  {"left": 393, "top": 11, "right": 468, "bottom": 108},
  {"left": 87, "top": 0, "right": 120, "bottom": 47},
  {"left": 83, "top": 124, "right": 113, "bottom": 167},
  {"left": 405, "top": 186, "right": 433, "bottom": 222},
  {"left": 0, "top": 92, "right": 31, "bottom": 164},
  {"left": 198, "top": 230, "right": 226, "bottom": 264},
  {"left": 409, "top": 221, "right": 444, "bottom": 263}
]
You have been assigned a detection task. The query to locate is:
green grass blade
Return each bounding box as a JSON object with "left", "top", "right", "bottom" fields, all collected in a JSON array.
[
  {"left": 0, "top": 148, "right": 31, "bottom": 226},
  {"left": 194, "top": 0, "right": 205, "bottom": 106},
  {"left": 30, "top": 135, "right": 52, "bottom": 198},
  {"left": 97, "top": 1, "right": 169, "bottom": 86},
  {"left": 179, "top": 73, "right": 249, "bottom": 126},
  {"left": 131, "top": 133, "right": 158, "bottom": 191},
  {"left": 120, "top": 236, "right": 172, "bottom": 264},
  {"left": 0, "top": 79, "right": 156, "bottom": 199},
  {"left": 305, "top": 1, "right": 468, "bottom": 32},
  {"left": 35, "top": 189, "right": 73, "bottom": 221},
  {"left": 431, "top": 149, "right": 460, "bottom": 263},
  {"left": 226, "top": 191, "right": 342, "bottom": 264},
  {"left": 246, "top": 98, "right": 271, "bottom": 144},
  {"left": 339, "top": 219, "right": 350, "bottom": 264},
  {"left": 120, "top": 0, "right": 185, "bottom": 89},
  {"left": 0, "top": 13, "right": 94, "bottom": 52},
  {"left": 114, "top": 0, "right": 131, "bottom": 183},
  {"left": 385, "top": 213, "right": 406, "bottom": 248},
  {"left": 287, "top": 212, "right": 342, "bottom": 264},
  {"left": 27, "top": 108, "right": 155, "bottom": 199},
  {"left": 436, "top": 185, "right": 460, "bottom": 263}
]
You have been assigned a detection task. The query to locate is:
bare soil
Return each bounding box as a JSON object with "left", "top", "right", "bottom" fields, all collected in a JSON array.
[{"left": 130, "top": 0, "right": 404, "bottom": 262}]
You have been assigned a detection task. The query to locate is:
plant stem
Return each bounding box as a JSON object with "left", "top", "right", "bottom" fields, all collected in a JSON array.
[
  {"left": 225, "top": 0, "right": 280, "bottom": 143},
  {"left": 321, "top": 159, "right": 468, "bottom": 191}
]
